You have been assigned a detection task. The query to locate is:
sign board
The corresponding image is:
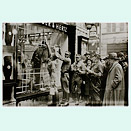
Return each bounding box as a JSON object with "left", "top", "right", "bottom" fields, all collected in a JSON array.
[{"left": 42, "top": 23, "right": 68, "bottom": 33}]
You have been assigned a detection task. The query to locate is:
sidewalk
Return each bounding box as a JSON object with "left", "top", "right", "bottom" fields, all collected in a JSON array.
[{"left": 58, "top": 92, "right": 86, "bottom": 107}]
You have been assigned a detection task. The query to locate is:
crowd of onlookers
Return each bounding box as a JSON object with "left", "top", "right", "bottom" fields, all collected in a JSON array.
[{"left": 46, "top": 49, "right": 128, "bottom": 106}]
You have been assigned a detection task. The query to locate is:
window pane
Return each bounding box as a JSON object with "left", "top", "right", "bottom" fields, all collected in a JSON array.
[
  {"left": 112, "top": 23, "right": 116, "bottom": 32},
  {"left": 106, "top": 23, "right": 111, "bottom": 32},
  {"left": 120, "top": 23, "right": 124, "bottom": 31}
]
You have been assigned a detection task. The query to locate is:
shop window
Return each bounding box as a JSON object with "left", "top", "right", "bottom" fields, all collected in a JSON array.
[
  {"left": 14, "top": 23, "right": 65, "bottom": 97},
  {"left": 15, "top": 24, "right": 52, "bottom": 95},
  {"left": 3, "top": 23, "right": 69, "bottom": 106},
  {"left": 106, "top": 23, "right": 116, "bottom": 33}
]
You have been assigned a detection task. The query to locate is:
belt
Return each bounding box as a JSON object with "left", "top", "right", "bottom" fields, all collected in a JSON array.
[{"left": 61, "top": 71, "right": 69, "bottom": 74}]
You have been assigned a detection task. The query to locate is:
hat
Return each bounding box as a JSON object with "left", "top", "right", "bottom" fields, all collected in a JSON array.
[
  {"left": 94, "top": 53, "right": 101, "bottom": 59},
  {"left": 107, "top": 53, "right": 119, "bottom": 60},
  {"left": 76, "top": 54, "right": 81, "bottom": 58},
  {"left": 117, "top": 52, "right": 124, "bottom": 57},
  {"left": 65, "top": 51, "right": 71, "bottom": 56},
  {"left": 103, "top": 56, "right": 108, "bottom": 60},
  {"left": 90, "top": 51, "right": 96, "bottom": 57},
  {"left": 84, "top": 51, "right": 90, "bottom": 56}
]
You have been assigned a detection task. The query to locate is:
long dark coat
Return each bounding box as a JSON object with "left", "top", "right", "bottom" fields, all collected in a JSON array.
[{"left": 103, "top": 61, "right": 125, "bottom": 106}]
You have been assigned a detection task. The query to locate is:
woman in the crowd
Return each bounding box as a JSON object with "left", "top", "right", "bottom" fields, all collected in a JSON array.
[
  {"left": 81, "top": 52, "right": 91, "bottom": 102},
  {"left": 84, "top": 59, "right": 92, "bottom": 106}
]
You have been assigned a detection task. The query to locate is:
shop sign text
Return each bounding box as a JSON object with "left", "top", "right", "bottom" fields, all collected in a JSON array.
[{"left": 42, "top": 23, "right": 68, "bottom": 33}]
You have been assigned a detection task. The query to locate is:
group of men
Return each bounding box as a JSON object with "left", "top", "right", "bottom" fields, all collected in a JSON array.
[
  {"left": 31, "top": 41, "right": 128, "bottom": 106},
  {"left": 58, "top": 51, "right": 128, "bottom": 106}
]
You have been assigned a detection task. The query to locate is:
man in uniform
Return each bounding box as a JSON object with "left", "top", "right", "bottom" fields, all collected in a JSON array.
[
  {"left": 57, "top": 51, "right": 71, "bottom": 106},
  {"left": 71, "top": 54, "right": 86, "bottom": 105},
  {"left": 89, "top": 53, "right": 104, "bottom": 106},
  {"left": 81, "top": 51, "right": 91, "bottom": 101}
]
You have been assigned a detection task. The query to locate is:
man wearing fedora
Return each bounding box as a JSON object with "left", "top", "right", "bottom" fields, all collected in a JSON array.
[{"left": 103, "top": 53, "right": 125, "bottom": 106}]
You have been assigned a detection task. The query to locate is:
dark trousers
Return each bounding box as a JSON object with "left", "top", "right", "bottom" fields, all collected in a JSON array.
[
  {"left": 71, "top": 73, "right": 82, "bottom": 94},
  {"left": 61, "top": 73, "right": 70, "bottom": 102}
]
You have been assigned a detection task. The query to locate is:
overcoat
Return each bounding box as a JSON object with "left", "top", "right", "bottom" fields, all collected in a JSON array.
[{"left": 103, "top": 61, "right": 125, "bottom": 106}]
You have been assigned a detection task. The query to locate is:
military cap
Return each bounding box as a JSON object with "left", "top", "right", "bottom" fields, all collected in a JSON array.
[
  {"left": 65, "top": 51, "right": 71, "bottom": 55},
  {"left": 84, "top": 51, "right": 90, "bottom": 56},
  {"left": 76, "top": 54, "right": 81, "bottom": 58}
]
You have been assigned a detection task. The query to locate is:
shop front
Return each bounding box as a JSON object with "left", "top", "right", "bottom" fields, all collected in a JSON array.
[{"left": 2, "top": 22, "right": 75, "bottom": 106}]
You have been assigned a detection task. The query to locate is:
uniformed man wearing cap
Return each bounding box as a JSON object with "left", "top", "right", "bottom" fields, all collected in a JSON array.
[
  {"left": 71, "top": 54, "right": 86, "bottom": 105},
  {"left": 84, "top": 51, "right": 91, "bottom": 64},
  {"left": 56, "top": 51, "right": 71, "bottom": 106},
  {"left": 81, "top": 51, "right": 91, "bottom": 101}
]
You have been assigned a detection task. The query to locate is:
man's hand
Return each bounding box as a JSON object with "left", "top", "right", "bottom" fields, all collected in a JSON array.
[{"left": 87, "top": 69, "right": 93, "bottom": 74}]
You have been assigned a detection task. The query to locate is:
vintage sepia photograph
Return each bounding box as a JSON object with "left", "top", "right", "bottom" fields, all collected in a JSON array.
[{"left": 2, "top": 22, "right": 128, "bottom": 107}]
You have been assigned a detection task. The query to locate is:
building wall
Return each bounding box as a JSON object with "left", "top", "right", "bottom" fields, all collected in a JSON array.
[
  {"left": 100, "top": 23, "right": 128, "bottom": 58},
  {"left": 75, "top": 23, "right": 89, "bottom": 56}
]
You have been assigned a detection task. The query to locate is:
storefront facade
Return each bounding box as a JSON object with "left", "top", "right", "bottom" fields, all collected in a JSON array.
[
  {"left": 2, "top": 22, "right": 76, "bottom": 105},
  {"left": 76, "top": 23, "right": 100, "bottom": 56},
  {"left": 2, "top": 22, "right": 101, "bottom": 106}
]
